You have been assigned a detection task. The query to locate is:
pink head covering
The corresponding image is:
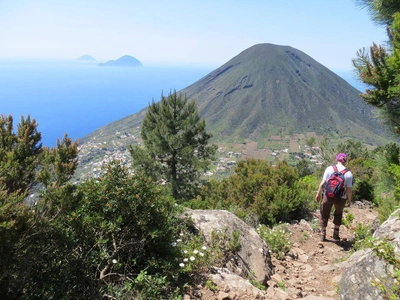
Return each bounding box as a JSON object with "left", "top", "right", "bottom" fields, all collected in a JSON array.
[{"left": 336, "top": 153, "right": 347, "bottom": 163}]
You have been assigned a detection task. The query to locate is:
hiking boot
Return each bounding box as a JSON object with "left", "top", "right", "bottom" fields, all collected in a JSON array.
[
  {"left": 333, "top": 228, "right": 340, "bottom": 241},
  {"left": 320, "top": 230, "right": 326, "bottom": 242}
]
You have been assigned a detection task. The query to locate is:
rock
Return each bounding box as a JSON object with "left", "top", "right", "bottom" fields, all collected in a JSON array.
[
  {"left": 353, "top": 200, "right": 371, "bottom": 209},
  {"left": 210, "top": 267, "right": 265, "bottom": 299},
  {"left": 216, "top": 291, "right": 229, "bottom": 300},
  {"left": 318, "top": 265, "right": 337, "bottom": 273},
  {"left": 373, "top": 208, "right": 400, "bottom": 253},
  {"left": 270, "top": 273, "right": 283, "bottom": 283},
  {"left": 299, "top": 219, "right": 314, "bottom": 231},
  {"left": 185, "top": 209, "right": 273, "bottom": 284},
  {"left": 339, "top": 208, "right": 400, "bottom": 300},
  {"left": 340, "top": 250, "right": 393, "bottom": 300}
]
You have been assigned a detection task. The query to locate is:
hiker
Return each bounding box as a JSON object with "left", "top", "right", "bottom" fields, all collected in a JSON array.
[{"left": 315, "top": 153, "right": 353, "bottom": 242}]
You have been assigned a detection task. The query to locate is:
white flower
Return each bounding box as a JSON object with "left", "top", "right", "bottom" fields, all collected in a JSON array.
[
  {"left": 193, "top": 249, "right": 198, "bottom": 254},
  {"left": 199, "top": 252, "right": 204, "bottom": 257},
  {"left": 171, "top": 242, "right": 177, "bottom": 247},
  {"left": 112, "top": 259, "right": 117, "bottom": 264},
  {"left": 183, "top": 258, "right": 188, "bottom": 262},
  {"left": 176, "top": 239, "right": 182, "bottom": 242},
  {"left": 202, "top": 246, "right": 207, "bottom": 250},
  {"left": 179, "top": 263, "right": 185, "bottom": 267},
  {"left": 180, "top": 233, "right": 184, "bottom": 236},
  {"left": 190, "top": 256, "right": 195, "bottom": 261},
  {"left": 184, "top": 250, "right": 188, "bottom": 254}
]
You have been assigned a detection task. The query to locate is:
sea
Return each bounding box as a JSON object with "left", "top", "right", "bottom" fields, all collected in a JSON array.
[
  {"left": 0, "top": 59, "right": 214, "bottom": 147},
  {"left": 0, "top": 59, "right": 364, "bottom": 147}
]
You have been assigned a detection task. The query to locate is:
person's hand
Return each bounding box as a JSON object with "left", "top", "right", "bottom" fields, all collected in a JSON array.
[{"left": 315, "top": 193, "right": 320, "bottom": 202}]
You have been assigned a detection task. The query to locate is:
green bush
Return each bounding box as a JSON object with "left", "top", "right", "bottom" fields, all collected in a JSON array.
[
  {"left": 342, "top": 213, "right": 355, "bottom": 228},
  {"left": 373, "top": 162, "right": 400, "bottom": 222},
  {"left": 352, "top": 222, "right": 374, "bottom": 252},
  {"left": 257, "top": 223, "right": 292, "bottom": 260},
  {"left": 188, "top": 159, "right": 315, "bottom": 226},
  {"left": 71, "top": 161, "right": 186, "bottom": 299}
]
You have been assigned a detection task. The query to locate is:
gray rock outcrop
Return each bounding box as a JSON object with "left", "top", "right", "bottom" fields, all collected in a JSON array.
[
  {"left": 340, "top": 208, "right": 400, "bottom": 300},
  {"left": 184, "top": 209, "right": 273, "bottom": 284}
]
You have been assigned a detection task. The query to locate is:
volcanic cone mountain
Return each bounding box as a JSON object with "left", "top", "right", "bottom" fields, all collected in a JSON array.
[
  {"left": 179, "top": 43, "right": 386, "bottom": 145},
  {"left": 80, "top": 43, "right": 389, "bottom": 148}
]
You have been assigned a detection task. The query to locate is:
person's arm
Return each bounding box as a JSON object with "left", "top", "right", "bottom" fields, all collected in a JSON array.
[
  {"left": 346, "top": 187, "right": 352, "bottom": 207},
  {"left": 315, "top": 179, "right": 326, "bottom": 202}
]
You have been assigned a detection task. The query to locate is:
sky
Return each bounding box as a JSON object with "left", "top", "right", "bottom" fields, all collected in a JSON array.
[{"left": 0, "top": 0, "right": 389, "bottom": 72}]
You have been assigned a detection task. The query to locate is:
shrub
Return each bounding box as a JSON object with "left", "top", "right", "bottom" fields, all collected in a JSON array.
[
  {"left": 352, "top": 223, "right": 374, "bottom": 252},
  {"left": 342, "top": 213, "right": 355, "bottom": 228},
  {"left": 71, "top": 161, "right": 186, "bottom": 299},
  {"left": 189, "top": 159, "right": 315, "bottom": 226},
  {"left": 257, "top": 223, "right": 292, "bottom": 260}
]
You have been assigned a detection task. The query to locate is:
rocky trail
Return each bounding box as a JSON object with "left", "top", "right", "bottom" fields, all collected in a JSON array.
[
  {"left": 266, "top": 201, "right": 378, "bottom": 299},
  {"left": 197, "top": 201, "right": 378, "bottom": 300}
]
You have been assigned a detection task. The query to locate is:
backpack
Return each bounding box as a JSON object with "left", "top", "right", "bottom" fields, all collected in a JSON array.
[{"left": 325, "top": 165, "right": 349, "bottom": 199}]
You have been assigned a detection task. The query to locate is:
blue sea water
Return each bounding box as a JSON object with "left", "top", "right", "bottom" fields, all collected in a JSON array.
[{"left": 0, "top": 60, "right": 213, "bottom": 147}]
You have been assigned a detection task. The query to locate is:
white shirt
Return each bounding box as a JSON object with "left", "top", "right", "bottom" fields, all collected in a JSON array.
[{"left": 322, "top": 164, "right": 353, "bottom": 188}]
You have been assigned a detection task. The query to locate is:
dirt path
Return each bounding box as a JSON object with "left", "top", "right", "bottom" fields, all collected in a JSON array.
[{"left": 269, "top": 202, "right": 378, "bottom": 299}]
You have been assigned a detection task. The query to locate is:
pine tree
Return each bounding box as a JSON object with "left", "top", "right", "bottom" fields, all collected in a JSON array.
[
  {"left": 130, "top": 91, "right": 217, "bottom": 201},
  {"left": 355, "top": 0, "right": 400, "bottom": 25},
  {"left": 0, "top": 114, "right": 79, "bottom": 298},
  {"left": 353, "top": 7, "right": 400, "bottom": 133},
  {"left": 0, "top": 115, "right": 79, "bottom": 197},
  {"left": 0, "top": 115, "right": 42, "bottom": 195}
]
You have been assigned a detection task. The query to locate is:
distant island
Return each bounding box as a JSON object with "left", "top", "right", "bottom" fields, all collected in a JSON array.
[
  {"left": 98, "top": 55, "right": 143, "bottom": 67},
  {"left": 76, "top": 55, "right": 96, "bottom": 61}
]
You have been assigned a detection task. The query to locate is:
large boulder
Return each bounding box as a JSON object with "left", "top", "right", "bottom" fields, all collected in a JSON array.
[
  {"left": 184, "top": 209, "right": 273, "bottom": 284},
  {"left": 339, "top": 208, "right": 400, "bottom": 300}
]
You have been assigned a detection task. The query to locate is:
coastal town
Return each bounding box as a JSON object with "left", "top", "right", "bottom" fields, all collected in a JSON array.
[{"left": 75, "top": 130, "right": 324, "bottom": 182}]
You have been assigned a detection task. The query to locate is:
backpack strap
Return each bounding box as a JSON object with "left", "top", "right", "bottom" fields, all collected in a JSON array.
[{"left": 332, "top": 165, "right": 348, "bottom": 175}]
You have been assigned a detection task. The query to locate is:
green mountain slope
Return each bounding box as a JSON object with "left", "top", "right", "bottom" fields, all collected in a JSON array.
[{"left": 79, "top": 43, "right": 391, "bottom": 151}]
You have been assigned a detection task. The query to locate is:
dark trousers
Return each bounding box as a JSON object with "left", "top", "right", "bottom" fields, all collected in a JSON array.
[{"left": 319, "top": 194, "right": 346, "bottom": 227}]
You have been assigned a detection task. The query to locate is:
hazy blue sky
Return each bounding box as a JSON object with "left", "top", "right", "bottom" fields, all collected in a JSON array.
[{"left": 0, "top": 0, "right": 388, "bottom": 71}]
